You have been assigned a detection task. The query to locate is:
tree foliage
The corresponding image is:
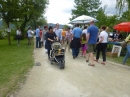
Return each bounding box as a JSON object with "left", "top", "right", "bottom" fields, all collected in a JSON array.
[
  {"left": 29, "top": 16, "right": 48, "bottom": 29},
  {"left": 96, "top": 6, "right": 120, "bottom": 31},
  {"left": 96, "top": 7, "right": 107, "bottom": 28},
  {"left": 116, "top": 0, "right": 130, "bottom": 14},
  {"left": 18, "top": 0, "right": 49, "bottom": 34},
  {"left": 120, "top": 10, "right": 130, "bottom": 21},
  {"left": 70, "top": 0, "right": 102, "bottom": 20},
  {"left": 0, "top": 0, "right": 48, "bottom": 45}
]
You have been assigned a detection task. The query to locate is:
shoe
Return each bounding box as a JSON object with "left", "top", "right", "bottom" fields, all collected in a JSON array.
[
  {"left": 80, "top": 55, "right": 83, "bottom": 57},
  {"left": 94, "top": 60, "right": 98, "bottom": 62},
  {"left": 88, "top": 63, "right": 95, "bottom": 67},
  {"left": 86, "top": 60, "right": 89, "bottom": 62},
  {"left": 73, "top": 56, "right": 75, "bottom": 59},
  {"left": 101, "top": 62, "right": 105, "bottom": 65}
]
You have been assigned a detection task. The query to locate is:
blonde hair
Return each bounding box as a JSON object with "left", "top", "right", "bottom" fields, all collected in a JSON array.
[{"left": 106, "top": 27, "right": 109, "bottom": 32}]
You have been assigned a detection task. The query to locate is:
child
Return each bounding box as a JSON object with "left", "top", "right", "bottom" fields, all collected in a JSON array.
[{"left": 80, "top": 33, "right": 87, "bottom": 57}]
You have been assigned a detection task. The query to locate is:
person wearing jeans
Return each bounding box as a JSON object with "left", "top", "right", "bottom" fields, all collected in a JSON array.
[
  {"left": 36, "top": 26, "right": 41, "bottom": 48},
  {"left": 122, "top": 34, "right": 130, "bottom": 65},
  {"left": 71, "top": 24, "right": 82, "bottom": 59}
]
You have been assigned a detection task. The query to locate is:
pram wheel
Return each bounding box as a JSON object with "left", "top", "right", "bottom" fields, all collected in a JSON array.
[
  {"left": 59, "top": 60, "right": 65, "bottom": 69},
  {"left": 50, "top": 60, "right": 53, "bottom": 65}
]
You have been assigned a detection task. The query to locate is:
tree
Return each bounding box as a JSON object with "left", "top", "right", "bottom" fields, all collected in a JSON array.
[
  {"left": 96, "top": 7, "right": 107, "bottom": 28},
  {"left": 116, "top": 0, "right": 130, "bottom": 14},
  {"left": 96, "top": 6, "right": 119, "bottom": 31},
  {"left": 70, "top": 0, "right": 102, "bottom": 20},
  {"left": 0, "top": 0, "right": 49, "bottom": 44},
  {"left": 29, "top": 16, "right": 48, "bottom": 29},
  {"left": 120, "top": 10, "right": 130, "bottom": 21},
  {"left": 19, "top": 0, "right": 49, "bottom": 34},
  {"left": 0, "top": 0, "right": 22, "bottom": 45}
]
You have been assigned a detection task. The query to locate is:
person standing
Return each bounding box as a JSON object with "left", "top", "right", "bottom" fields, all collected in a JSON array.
[
  {"left": 122, "top": 34, "right": 130, "bottom": 65},
  {"left": 71, "top": 24, "right": 82, "bottom": 59},
  {"left": 45, "top": 26, "right": 58, "bottom": 59},
  {"left": 86, "top": 20, "right": 99, "bottom": 66},
  {"left": 36, "top": 26, "right": 41, "bottom": 48},
  {"left": 62, "top": 28, "right": 66, "bottom": 44},
  {"left": 53, "top": 23, "right": 62, "bottom": 42},
  {"left": 42, "top": 26, "right": 48, "bottom": 46},
  {"left": 42, "top": 26, "right": 48, "bottom": 53},
  {"left": 80, "top": 33, "right": 87, "bottom": 57},
  {"left": 82, "top": 26, "right": 88, "bottom": 35},
  {"left": 16, "top": 28, "right": 22, "bottom": 46},
  {"left": 65, "top": 27, "right": 72, "bottom": 52},
  {"left": 39, "top": 29, "right": 43, "bottom": 47},
  {"left": 95, "top": 26, "right": 108, "bottom": 65},
  {"left": 27, "top": 27, "right": 33, "bottom": 45}
]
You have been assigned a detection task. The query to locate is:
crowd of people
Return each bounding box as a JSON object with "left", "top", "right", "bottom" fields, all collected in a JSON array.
[{"left": 16, "top": 20, "right": 130, "bottom": 66}]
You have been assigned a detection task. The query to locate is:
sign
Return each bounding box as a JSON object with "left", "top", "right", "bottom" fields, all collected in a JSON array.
[
  {"left": 112, "top": 45, "right": 122, "bottom": 57},
  {"left": 7, "top": 28, "right": 11, "bottom": 32}
]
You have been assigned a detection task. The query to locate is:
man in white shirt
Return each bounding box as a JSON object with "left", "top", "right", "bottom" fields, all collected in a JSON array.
[{"left": 53, "top": 23, "right": 62, "bottom": 42}]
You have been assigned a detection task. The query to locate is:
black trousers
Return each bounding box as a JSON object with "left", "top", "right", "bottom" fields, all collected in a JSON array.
[
  {"left": 96, "top": 43, "right": 107, "bottom": 62},
  {"left": 47, "top": 49, "right": 51, "bottom": 58}
]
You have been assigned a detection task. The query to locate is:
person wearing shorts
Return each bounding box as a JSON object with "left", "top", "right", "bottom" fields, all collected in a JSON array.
[{"left": 86, "top": 20, "right": 99, "bottom": 66}]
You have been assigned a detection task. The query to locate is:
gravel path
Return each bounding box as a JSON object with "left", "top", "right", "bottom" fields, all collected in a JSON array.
[{"left": 15, "top": 47, "right": 130, "bottom": 97}]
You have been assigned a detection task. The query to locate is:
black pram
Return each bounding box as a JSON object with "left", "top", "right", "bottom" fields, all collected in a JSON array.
[{"left": 50, "top": 41, "right": 65, "bottom": 69}]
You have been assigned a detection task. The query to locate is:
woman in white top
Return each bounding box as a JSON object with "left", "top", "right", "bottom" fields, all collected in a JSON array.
[
  {"left": 95, "top": 26, "right": 108, "bottom": 65},
  {"left": 16, "top": 28, "right": 22, "bottom": 46},
  {"left": 82, "top": 26, "right": 87, "bottom": 35}
]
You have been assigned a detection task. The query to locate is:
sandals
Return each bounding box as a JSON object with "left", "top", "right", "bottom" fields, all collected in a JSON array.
[
  {"left": 88, "top": 63, "right": 95, "bottom": 67},
  {"left": 94, "top": 60, "right": 98, "bottom": 62},
  {"left": 101, "top": 62, "right": 105, "bottom": 65},
  {"left": 86, "top": 60, "right": 89, "bottom": 62}
]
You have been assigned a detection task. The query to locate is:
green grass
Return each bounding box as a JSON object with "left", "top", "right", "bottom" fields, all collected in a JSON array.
[
  {"left": 106, "top": 56, "right": 130, "bottom": 66},
  {"left": 106, "top": 44, "right": 130, "bottom": 66},
  {"left": 0, "top": 37, "right": 34, "bottom": 97}
]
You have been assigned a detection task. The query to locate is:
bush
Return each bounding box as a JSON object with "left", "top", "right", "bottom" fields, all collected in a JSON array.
[{"left": 0, "top": 30, "right": 7, "bottom": 39}]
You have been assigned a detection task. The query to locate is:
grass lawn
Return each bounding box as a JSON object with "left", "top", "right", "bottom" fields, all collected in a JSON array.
[
  {"left": 106, "top": 56, "right": 130, "bottom": 66},
  {"left": 0, "top": 37, "right": 34, "bottom": 97}
]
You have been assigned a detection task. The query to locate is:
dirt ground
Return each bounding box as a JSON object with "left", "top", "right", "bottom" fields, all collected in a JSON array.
[{"left": 15, "top": 47, "right": 130, "bottom": 97}]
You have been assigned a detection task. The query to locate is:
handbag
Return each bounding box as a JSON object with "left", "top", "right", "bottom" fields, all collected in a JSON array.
[
  {"left": 121, "top": 41, "right": 127, "bottom": 47},
  {"left": 16, "top": 35, "right": 21, "bottom": 39},
  {"left": 70, "top": 39, "right": 74, "bottom": 48}
]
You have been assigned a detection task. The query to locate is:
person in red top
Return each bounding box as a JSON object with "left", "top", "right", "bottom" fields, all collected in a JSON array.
[{"left": 40, "top": 29, "right": 43, "bottom": 47}]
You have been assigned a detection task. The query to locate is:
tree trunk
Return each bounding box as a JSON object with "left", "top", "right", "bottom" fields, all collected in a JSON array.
[
  {"left": 20, "top": 15, "right": 29, "bottom": 38},
  {"left": 7, "top": 22, "right": 11, "bottom": 45}
]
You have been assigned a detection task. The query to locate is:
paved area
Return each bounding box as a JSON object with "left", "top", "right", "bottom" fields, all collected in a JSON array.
[{"left": 15, "top": 47, "right": 130, "bottom": 97}]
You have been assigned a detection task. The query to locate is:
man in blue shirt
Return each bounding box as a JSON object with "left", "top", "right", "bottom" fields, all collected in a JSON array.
[
  {"left": 36, "top": 26, "right": 41, "bottom": 48},
  {"left": 86, "top": 20, "right": 99, "bottom": 66},
  {"left": 71, "top": 24, "right": 82, "bottom": 59}
]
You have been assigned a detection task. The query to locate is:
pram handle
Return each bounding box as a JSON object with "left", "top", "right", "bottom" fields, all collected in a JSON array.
[{"left": 51, "top": 40, "right": 59, "bottom": 43}]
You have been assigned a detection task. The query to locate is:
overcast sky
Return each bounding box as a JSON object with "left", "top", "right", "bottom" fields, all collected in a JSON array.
[{"left": 45, "top": 0, "right": 117, "bottom": 24}]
